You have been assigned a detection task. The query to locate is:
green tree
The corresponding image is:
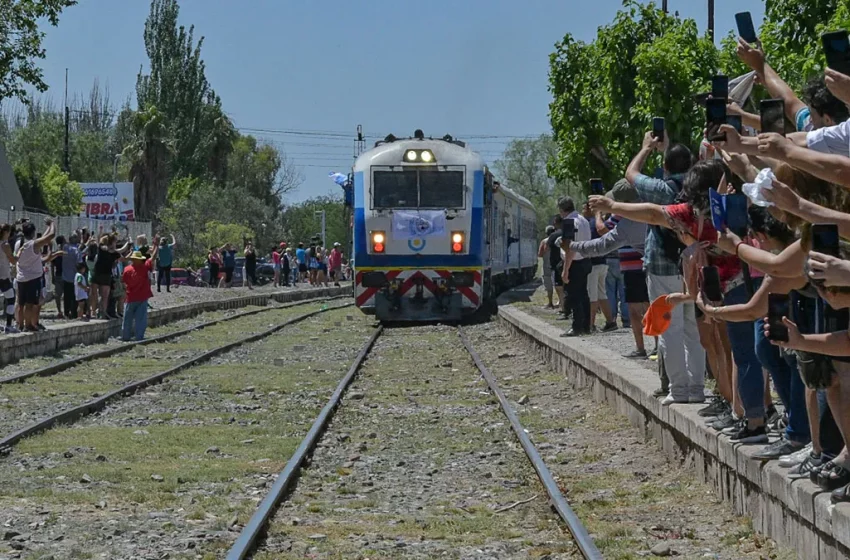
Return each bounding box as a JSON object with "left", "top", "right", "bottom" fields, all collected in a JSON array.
[
  {"left": 548, "top": 1, "right": 717, "bottom": 185},
  {"left": 41, "top": 163, "right": 83, "bottom": 215},
  {"left": 0, "top": 0, "right": 77, "bottom": 103},
  {"left": 196, "top": 221, "right": 252, "bottom": 258},
  {"left": 226, "top": 134, "right": 302, "bottom": 206},
  {"left": 135, "top": 0, "right": 234, "bottom": 182},
  {"left": 492, "top": 134, "right": 581, "bottom": 237},
  {"left": 279, "top": 196, "right": 348, "bottom": 249},
  {"left": 124, "top": 105, "right": 173, "bottom": 221},
  {"left": 5, "top": 100, "right": 64, "bottom": 207}
]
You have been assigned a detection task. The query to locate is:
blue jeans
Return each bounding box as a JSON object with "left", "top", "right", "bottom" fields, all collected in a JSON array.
[
  {"left": 754, "top": 317, "right": 809, "bottom": 443},
  {"left": 122, "top": 300, "right": 148, "bottom": 341},
  {"left": 723, "top": 284, "right": 764, "bottom": 420},
  {"left": 605, "top": 259, "right": 629, "bottom": 326}
]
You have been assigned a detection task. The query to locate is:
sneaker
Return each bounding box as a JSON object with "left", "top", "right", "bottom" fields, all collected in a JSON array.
[
  {"left": 698, "top": 397, "right": 730, "bottom": 418},
  {"left": 779, "top": 443, "right": 814, "bottom": 468},
  {"left": 729, "top": 424, "right": 769, "bottom": 444},
  {"left": 652, "top": 387, "right": 669, "bottom": 398},
  {"left": 766, "top": 406, "right": 781, "bottom": 426},
  {"left": 660, "top": 394, "right": 689, "bottom": 406},
  {"left": 789, "top": 452, "right": 823, "bottom": 479},
  {"left": 3, "top": 325, "right": 20, "bottom": 334},
  {"left": 601, "top": 322, "right": 618, "bottom": 332},
  {"left": 753, "top": 438, "right": 805, "bottom": 460},
  {"left": 623, "top": 349, "right": 647, "bottom": 359},
  {"left": 720, "top": 418, "right": 746, "bottom": 435},
  {"left": 708, "top": 412, "right": 734, "bottom": 430}
]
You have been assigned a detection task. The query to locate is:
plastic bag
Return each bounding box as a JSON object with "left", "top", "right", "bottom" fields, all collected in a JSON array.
[{"left": 742, "top": 168, "right": 776, "bottom": 207}]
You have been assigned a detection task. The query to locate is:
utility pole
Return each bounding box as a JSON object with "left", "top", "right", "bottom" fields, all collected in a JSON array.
[
  {"left": 662, "top": 0, "right": 667, "bottom": 13},
  {"left": 707, "top": 0, "right": 715, "bottom": 42},
  {"left": 315, "top": 210, "right": 326, "bottom": 245},
  {"left": 63, "top": 68, "right": 70, "bottom": 173}
]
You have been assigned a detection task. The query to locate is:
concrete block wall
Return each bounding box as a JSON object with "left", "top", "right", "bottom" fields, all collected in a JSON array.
[
  {"left": 498, "top": 305, "right": 850, "bottom": 560},
  {"left": 0, "top": 286, "right": 351, "bottom": 367}
]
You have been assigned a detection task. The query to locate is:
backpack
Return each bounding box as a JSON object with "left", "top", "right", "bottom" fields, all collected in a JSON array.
[{"left": 651, "top": 177, "right": 687, "bottom": 268}]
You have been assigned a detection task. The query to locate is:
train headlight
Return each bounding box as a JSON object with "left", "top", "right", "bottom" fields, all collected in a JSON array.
[
  {"left": 371, "top": 231, "right": 386, "bottom": 253},
  {"left": 451, "top": 231, "right": 464, "bottom": 253},
  {"left": 403, "top": 149, "right": 436, "bottom": 163}
]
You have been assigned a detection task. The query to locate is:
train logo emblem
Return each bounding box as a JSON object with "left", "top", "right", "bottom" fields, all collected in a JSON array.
[{"left": 408, "top": 238, "right": 426, "bottom": 252}]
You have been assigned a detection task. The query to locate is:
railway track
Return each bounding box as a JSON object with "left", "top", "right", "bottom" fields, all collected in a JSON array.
[
  {"left": 228, "top": 323, "right": 602, "bottom": 560},
  {"left": 0, "top": 298, "right": 352, "bottom": 453}
]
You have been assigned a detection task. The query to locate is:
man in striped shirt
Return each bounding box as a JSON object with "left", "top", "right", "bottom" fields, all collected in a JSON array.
[{"left": 572, "top": 180, "right": 650, "bottom": 357}]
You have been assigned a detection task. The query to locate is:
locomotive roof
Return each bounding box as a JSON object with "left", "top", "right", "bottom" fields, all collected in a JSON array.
[{"left": 353, "top": 138, "right": 484, "bottom": 172}]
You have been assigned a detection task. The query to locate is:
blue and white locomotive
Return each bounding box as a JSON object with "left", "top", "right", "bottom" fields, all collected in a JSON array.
[{"left": 352, "top": 130, "right": 537, "bottom": 321}]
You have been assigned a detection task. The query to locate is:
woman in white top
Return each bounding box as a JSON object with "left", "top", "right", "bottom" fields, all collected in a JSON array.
[
  {"left": 0, "top": 223, "right": 18, "bottom": 333},
  {"left": 14, "top": 218, "right": 55, "bottom": 332}
]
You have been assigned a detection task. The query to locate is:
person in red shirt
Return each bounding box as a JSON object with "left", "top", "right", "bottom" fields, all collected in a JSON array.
[
  {"left": 121, "top": 239, "right": 159, "bottom": 342},
  {"left": 328, "top": 242, "right": 343, "bottom": 287},
  {"left": 590, "top": 159, "right": 767, "bottom": 444}
]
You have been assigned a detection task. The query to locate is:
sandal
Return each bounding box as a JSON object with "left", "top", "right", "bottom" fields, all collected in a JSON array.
[
  {"left": 810, "top": 459, "right": 834, "bottom": 484},
  {"left": 818, "top": 463, "right": 850, "bottom": 491}
]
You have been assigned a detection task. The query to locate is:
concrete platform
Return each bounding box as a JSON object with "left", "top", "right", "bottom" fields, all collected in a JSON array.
[
  {"left": 1, "top": 285, "right": 351, "bottom": 367},
  {"left": 498, "top": 303, "right": 850, "bottom": 560}
]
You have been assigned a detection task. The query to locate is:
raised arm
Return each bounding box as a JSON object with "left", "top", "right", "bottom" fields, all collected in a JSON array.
[
  {"left": 1, "top": 242, "right": 16, "bottom": 265},
  {"left": 626, "top": 131, "right": 666, "bottom": 185},
  {"left": 34, "top": 220, "right": 56, "bottom": 250},
  {"left": 758, "top": 133, "right": 850, "bottom": 189},
  {"left": 170, "top": 234, "right": 176, "bottom": 248},
  {"left": 736, "top": 39, "right": 807, "bottom": 124},
  {"left": 697, "top": 274, "right": 804, "bottom": 322},
  {"left": 588, "top": 196, "right": 668, "bottom": 228},
  {"left": 717, "top": 231, "right": 806, "bottom": 278},
  {"left": 762, "top": 179, "right": 850, "bottom": 239}
]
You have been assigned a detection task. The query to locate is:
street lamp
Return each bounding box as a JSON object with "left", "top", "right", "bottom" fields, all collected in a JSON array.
[
  {"left": 314, "top": 210, "right": 326, "bottom": 246},
  {"left": 112, "top": 153, "right": 123, "bottom": 224}
]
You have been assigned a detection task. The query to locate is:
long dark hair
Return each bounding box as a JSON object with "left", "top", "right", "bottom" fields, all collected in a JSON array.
[{"left": 681, "top": 159, "right": 731, "bottom": 216}]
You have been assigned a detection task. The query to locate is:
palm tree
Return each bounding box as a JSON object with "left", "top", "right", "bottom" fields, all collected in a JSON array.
[{"left": 123, "top": 105, "right": 173, "bottom": 221}]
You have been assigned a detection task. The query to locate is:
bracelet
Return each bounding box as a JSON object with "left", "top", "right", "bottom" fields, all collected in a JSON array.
[{"left": 735, "top": 241, "right": 745, "bottom": 257}]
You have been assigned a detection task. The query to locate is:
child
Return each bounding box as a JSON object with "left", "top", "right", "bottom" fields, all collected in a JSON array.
[{"left": 75, "top": 262, "right": 90, "bottom": 321}]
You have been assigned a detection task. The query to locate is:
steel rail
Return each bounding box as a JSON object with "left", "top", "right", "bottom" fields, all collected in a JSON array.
[
  {"left": 0, "top": 295, "right": 346, "bottom": 385},
  {"left": 0, "top": 302, "right": 352, "bottom": 453},
  {"left": 457, "top": 328, "right": 603, "bottom": 560},
  {"left": 225, "top": 326, "right": 384, "bottom": 560}
]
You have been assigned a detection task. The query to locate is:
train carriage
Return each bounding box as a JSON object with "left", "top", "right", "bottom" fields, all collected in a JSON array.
[{"left": 352, "top": 130, "right": 536, "bottom": 321}]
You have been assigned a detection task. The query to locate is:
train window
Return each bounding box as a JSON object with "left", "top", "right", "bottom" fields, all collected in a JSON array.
[
  {"left": 373, "top": 171, "right": 418, "bottom": 208},
  {"left": 419, "top": 170, "right": 464, "bottom": 208}
]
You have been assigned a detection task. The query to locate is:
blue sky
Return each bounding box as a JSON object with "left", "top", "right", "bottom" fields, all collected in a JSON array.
[{"left": 36, "top": 0, "right": 766, "bottom": 202}]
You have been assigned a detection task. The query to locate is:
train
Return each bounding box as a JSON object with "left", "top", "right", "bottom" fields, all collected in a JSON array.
[{"left": 351, "top": 130, "right": 537, "bottom": 321}]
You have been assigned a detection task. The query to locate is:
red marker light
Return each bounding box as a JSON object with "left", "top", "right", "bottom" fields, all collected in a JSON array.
[
  {"left": 374, "top": 242, "right": 385, "bottom": 253},
  {"left": 452, "top": 242, "right": 462, "bottom": 253}
]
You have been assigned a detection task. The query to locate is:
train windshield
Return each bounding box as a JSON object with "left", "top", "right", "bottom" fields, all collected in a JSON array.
[
  {"left": 372, "top": 169, "right": 465, "bottom": 209},
  {"left": 419, "top": 170, "right": 464, "bottom": 208}
]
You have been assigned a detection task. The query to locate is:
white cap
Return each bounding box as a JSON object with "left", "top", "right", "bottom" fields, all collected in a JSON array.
[{"left": 334, "top": 242, "right": 341, "bottom": 246}]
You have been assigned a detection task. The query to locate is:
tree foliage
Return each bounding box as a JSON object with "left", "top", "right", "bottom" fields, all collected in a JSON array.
[
  {"left": 41, "top": 163, "right": 83, "bottom": 215},
  {"left": 279, "top": 196, "right": 348, "bottom": 251},
  {"left": 0, "top": 0, "right": 77, "bottom": 103},
  {"left": 548, "top": 1, "right": 718, "bottom": 187}
]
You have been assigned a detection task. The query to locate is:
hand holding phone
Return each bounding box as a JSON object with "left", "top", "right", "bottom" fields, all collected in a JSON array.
[
  {"left": 767, "top": 293, "right": 790, "bottom": 342},
  {"left": 711, "top": 75, "right": 729, "bottom": 99},
  {"left": 561, "top": 218, "right": 576, "bottom": 241},
  {"left": 589, "top": 179, "right": 604, "bottom": 195},
  {"left": 736, "top": 12, "right": 758, "bottom": 44},
  {"left": 706, "top": 98, "right": 728, "bottom": 141},
  {"left": 652, "top": 117, "right": 665, "bottom": 141},
  {"left": 700, "top": 266, "right": 724, "bottom": 303},
  {"left": 725, "top": 194, "right": 749, "bottom": 237},
  {"left": 822, "top": 31, "right": 850, "bottom": 77},
  {"left": 812, "top": 223, "right": 840, "bottom": 257}
]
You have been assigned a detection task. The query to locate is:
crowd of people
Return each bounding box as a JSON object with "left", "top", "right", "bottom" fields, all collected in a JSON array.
[
  {"left": 0, "top": 220, "right": 350, "bottom": 341},
  {"left": 540, "top": 29, "right": 850, "bottom": 503}
]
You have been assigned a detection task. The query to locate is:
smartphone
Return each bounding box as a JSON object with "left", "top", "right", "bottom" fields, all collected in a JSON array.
[
  {"left": 735, "top": 12, "right": 758, "bottom": 44},
  {"left": 701, "top": 266, "right": 723, "bottom": 302},
  {"left": 706, "top": 98, "right": 728, "bottom": 141},
  {"left": 727, "top": 115, "right": 743, "bottom": 134},
  {"left": 652, "top": 117, "right": 665, "bottom": 140},
  {"left": 561, "top": 218, "right": 575, "bottom": 241},
  {"left": 822, "top": 30, "right": 850, "bottom": 77},
  {"left": 767, "top": 293, "right": 790, "bottom": 342},
  {"left": 812, "top": 223, "right": 840, "bottom": 257},
  {"left": 760, "top": 99, "right": 786, "bottom": 136},
  {"left": 709, "top": 188, "right": 726, "bottom": 232},
  {"left": 590, "top": 178, "right": 604, "bottom": 195},
  {"left": 711, "top": 75, "right": 729, "bottom": 99},
  {"left": 725, "top": 194, "right": 749, "bottom": 236}
]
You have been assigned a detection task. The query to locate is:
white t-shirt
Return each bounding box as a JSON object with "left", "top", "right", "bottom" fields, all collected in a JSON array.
[
  {"left": 14, "top": 239, "right": 43, "bottom": 282},
  {"left": 75, "top": 272, "right": 88, "bottom": 301}
]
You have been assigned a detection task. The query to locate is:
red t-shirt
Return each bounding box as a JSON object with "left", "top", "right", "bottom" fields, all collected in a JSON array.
[
  {"left": 272, "top": 251, "right": 281, "bottom": 265},
  {"left": 664, "top": 203, "right": 743, "bottom": 291},
  {"left": 123, "top": 259, "right": 154, "bottom": 303}
]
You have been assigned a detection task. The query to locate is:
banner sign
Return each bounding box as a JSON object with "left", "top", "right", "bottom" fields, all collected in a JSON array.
[
  {"left": 79, "top": 182, "right": 135, "bottom": 221},
  {"left": 391, "top": 210, "right": 446, "bottom": 240}
]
